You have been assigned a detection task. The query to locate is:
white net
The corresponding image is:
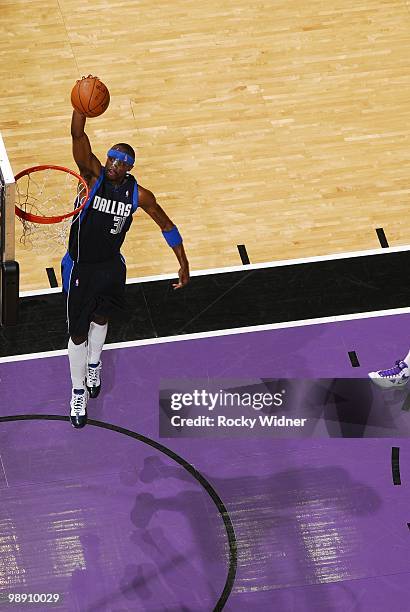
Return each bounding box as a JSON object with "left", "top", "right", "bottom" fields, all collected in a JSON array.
[{"left": 15, "top": 167, "right": 88, "bottom": 251}]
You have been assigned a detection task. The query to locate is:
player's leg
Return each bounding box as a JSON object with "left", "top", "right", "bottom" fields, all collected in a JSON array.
[
  {"left": 86, "top": 314, "right": 108, "bottom": 398},
  {"left": 368, "top": 347, "right": 410, "bottom": 388},
  {"left": 69, "top": 333, "right": 88, "bottom": 388},
  {"left": 64, "top": 259, "right": 94, "bottom": 428},
  {"left": 85, "top": 254, "right": 127, "bottom": 398}
]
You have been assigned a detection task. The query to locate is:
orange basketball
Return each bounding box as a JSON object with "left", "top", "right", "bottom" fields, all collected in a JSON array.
[{"left": 70, "top": 75, "right": 110, "bottom": 118}]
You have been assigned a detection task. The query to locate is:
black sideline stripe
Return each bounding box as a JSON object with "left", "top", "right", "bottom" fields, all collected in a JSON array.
[
  {"left": 4, "top": 249, "right": 410, "bottom": 358},
  {"left": 0, "top": 414, "right": 237, "bottom": 611},
  {"left": 348, "top": 351, "right": 360, "bottom": 368},
  {"left": 392, "top": 447, "right": 401, "bottom": 485},
  {"left": 237, "top": 244, "right": 250, "bottom": 265},
  {"left": 376, "top": 228, "right": 389, "bottom": 248},
  {"left": 46, "top": 267, "right": 58, "bottom": 288}
]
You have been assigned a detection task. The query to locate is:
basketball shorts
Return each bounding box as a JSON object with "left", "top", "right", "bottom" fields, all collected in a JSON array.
[{"left": 61, "top": 252, "right": 126, "bottom": 338}]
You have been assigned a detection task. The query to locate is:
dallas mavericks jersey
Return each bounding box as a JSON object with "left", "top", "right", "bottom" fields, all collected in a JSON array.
[{"left": 69, "top": 169, "right": 138, "bottom": 263}]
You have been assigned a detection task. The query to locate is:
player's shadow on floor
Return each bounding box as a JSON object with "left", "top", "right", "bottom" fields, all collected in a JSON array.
[
  {"left": 116, "top": 455, "right": 382, "bottom": 612},
  {"left": 68, "top": 534, "right": 109, "bottom": 612}
]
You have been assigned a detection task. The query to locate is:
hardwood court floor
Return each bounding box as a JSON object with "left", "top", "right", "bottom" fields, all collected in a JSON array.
[{"left": 1, "top": 0, "right": 410, "bottom": 290}]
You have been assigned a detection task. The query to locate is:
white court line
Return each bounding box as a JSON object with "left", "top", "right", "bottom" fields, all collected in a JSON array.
[
  {"left": 18, "top": 243, "right": 410, "bottom": 297},
  {"left": 1, "top": 306, "right": 410, "bottom": 364},
  {"left": 0, "top": 454, "right": 9, "bottom": 488}
]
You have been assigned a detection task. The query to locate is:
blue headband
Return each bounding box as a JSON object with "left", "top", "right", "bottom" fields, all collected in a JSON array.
[{"left": 107, "top": 148, "right": 135, "bottom": 166}]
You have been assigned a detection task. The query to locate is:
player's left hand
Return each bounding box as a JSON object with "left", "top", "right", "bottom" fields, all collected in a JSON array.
[{"left": 173, "top": 266, "right": 190, "bottom": 289}]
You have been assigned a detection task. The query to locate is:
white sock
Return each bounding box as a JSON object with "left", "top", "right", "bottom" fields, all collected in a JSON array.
[
  {"left": 404, "top": 349, "right": 410, "bottom": 366},
  {"left": 88, "top": 322, "right": 108, "bottom": 365},
  {"left": 68, "top": 338, "right": 88, "bottom": 389}
]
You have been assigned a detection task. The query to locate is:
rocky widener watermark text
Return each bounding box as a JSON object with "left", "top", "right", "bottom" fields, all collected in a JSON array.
[{"left": 170, "top": 414, "right": 307, "bottom": 429}]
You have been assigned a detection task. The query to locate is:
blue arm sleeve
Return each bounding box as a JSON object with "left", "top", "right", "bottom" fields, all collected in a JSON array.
[{"left": 162, "top": 226, "right": 182, "bottom": 247}]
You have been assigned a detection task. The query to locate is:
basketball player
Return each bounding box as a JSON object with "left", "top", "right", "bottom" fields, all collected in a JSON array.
[
  {"left": 368, "top": 351, "right": 410, "bottom": 388},
  {"left": 62, "top": 109, "right": 190, "bottom": 428}
]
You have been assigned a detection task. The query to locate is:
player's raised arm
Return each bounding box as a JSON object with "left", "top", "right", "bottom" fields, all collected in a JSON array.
[
  {"left": 138, "top": 185, "right": 190, "bottom": 289},
  {"left": 71, "top": 110, "right": 102, "bottom": 180}
]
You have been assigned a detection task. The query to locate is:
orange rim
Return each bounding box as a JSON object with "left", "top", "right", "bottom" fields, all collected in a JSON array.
[{"left": 14, "top": 164, "right": 89, "bottom": 224}]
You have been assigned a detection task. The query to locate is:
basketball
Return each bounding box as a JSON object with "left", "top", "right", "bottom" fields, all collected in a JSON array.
[{"left": 70, "top": 75, "right": 110, "bottom": 118}]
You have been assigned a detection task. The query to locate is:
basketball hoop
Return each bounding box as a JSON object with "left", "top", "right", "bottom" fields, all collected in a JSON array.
[{"left": 14, "top": 165, "right": 89, "bottom": 249}]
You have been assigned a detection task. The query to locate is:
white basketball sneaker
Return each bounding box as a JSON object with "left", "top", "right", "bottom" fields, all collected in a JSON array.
[
  {"left": 86, "top": 361, "right": 102, "bottom": 398},
  {"left": 70, "top": 388, "right": 89, "bottom": 428},
  {"left": 368, "top": 360, "right": 410, "bottom": 389}
]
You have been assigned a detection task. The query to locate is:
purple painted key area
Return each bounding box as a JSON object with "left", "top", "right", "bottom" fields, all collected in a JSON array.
[{"left": 1, "top": 312, "right": 410, "bottom": 611}]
